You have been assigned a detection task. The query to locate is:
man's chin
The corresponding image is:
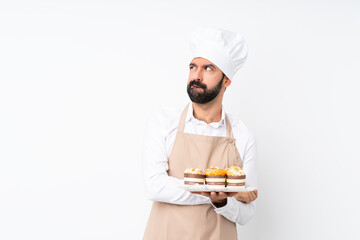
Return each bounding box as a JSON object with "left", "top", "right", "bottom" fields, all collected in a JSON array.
[{"left": 189, "top": 95, "right": 210, "bottom": 104}]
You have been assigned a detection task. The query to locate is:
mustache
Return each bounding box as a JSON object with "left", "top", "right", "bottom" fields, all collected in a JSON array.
[{"left": 189, "top": 80, "right": 206, "bottom": 89}]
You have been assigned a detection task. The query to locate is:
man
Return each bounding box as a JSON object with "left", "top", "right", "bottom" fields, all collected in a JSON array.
[{"left": 142, "top": 26, "right": 258, "bottom": 239}]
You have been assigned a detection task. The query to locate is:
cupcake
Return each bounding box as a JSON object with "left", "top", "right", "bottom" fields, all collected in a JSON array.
[
  {"left": 204, "top": 167, "right": 226, "bottom": 188},
  {"left": 184, "top": 168, "right": 205, "bottom": 185},
  {"left": 225, "top": 166, "right": 246, "bottom": 188}
]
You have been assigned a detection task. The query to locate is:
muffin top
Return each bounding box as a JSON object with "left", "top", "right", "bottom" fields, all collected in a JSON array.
[
  {"left": 205, "top": 167, "right": 226, "bottom": 176},
  {"left": 225, "top": 166, "right": 245, "bottom": 176},
  {"left": 184, "top": 168, "right": 204, "bottom": 175}
]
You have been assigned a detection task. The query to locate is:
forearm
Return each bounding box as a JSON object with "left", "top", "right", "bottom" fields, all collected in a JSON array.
[
  {"left": 144, "top": 171, "right": 210, "bottom": 205},
  {"left": 141, "top": 110, "right": 209, "bottom": 205}
]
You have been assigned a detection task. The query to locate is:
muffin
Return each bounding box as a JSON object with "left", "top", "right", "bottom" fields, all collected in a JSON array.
[
  {"left": 204, "top": 167, "right": 226, "bottom": 188},
  {"left": 225, "top": 166, "right": 246, "bottom": 188},
  {"left": 184, "top": 168, "right": 205, "bottom": 185}
]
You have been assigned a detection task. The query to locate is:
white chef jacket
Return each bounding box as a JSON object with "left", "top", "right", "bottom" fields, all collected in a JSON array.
[{"left": 142, "top": 103, "right": 257, "bottom": 225}]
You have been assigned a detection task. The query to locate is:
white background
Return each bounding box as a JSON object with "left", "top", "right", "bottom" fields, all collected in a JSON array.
[{"left": 1, "top": 0, "right": 359, "bottom": 239}]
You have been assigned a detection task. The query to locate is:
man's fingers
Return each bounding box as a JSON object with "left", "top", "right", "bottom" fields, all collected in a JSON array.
[
  {"left": 191, "top": 191, "right": 213, "bottom": 198},
  {"left": 227, "top": 192, "right": 237, "bottom": 197},
  {"left": 252, "top": 190, "right": 258, "bottom": 200},
  {"left": 218, "top": 191, "right": 226, "bottom": 197},
  {"left": 192, "top": 191, "right": 243, "bottom": 201},
  {"left": 201, "top": 192, "right": 210, "bottom": 197},
  {"left": 248, "top": 192, "right": 254, "bottom": 201},
  {"left": 249, "top": 192, "right": 255, "bottom": 201},
  {"left": 248, "top": 190, "right": 258, "bottom": 202}
]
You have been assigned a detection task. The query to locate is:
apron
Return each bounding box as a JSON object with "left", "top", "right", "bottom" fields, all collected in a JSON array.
[{"left": 143, "top": 104, "right": 243, "bottom": 240}]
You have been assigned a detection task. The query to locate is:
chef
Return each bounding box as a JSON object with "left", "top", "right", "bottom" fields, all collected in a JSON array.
[{"left": 142, "top": 26, "right": 258, "bottom": 239}]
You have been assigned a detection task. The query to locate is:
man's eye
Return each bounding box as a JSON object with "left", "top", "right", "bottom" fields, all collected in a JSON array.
[{"left": 206, "top": 66, "right": 212, "bottom": 70}]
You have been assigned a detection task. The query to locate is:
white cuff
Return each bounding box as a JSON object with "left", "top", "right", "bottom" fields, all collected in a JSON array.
[{"left": 213, "top": 197, "right": 237, "bottom": 214}]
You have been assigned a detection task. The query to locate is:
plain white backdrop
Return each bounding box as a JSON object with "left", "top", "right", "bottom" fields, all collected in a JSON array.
[{"left": 1, "top": 0, "right": 359, "bottom": 239}]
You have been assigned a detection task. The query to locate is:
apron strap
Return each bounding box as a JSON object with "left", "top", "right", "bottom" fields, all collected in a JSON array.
[
  {"left": 177, "top": 103, "right": 189, "bottom": 133},
  {"left": 225, "top": 114, "right": 233, "bottom": 138},
  {"left": 178, "top": 103, "right": 234, "bottom": 138}
]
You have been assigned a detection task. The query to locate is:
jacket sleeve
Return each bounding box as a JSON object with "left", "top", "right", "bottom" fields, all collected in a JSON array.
[{"left": 141, "top": 110, "right": 211, "bottom": 205}]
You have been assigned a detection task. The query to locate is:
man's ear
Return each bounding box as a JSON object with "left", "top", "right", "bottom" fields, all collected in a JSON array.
[{"left": 224, "top": 76, "right": 231, "bottom": 88}]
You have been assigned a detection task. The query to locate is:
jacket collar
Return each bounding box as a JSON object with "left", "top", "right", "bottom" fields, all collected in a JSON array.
[{"left": 185, "top": 102, "right": 226, "bottom": 128}]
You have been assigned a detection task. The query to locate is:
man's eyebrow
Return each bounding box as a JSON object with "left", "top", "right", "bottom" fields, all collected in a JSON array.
[
  {"left": 189, "top": 63, "right": 216, "bottom": 69},
  {"left": 203, "top": 64, "right": 215, "bottom": 69}
]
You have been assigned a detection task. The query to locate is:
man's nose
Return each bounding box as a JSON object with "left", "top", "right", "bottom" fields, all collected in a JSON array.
[{"left": 193, "top": 68, "right": 203, "bottom": 81}]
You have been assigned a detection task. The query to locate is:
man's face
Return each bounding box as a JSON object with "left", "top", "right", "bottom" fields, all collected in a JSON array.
[{"left": 187, "top": 57, "right": 225, "bottom": 104}]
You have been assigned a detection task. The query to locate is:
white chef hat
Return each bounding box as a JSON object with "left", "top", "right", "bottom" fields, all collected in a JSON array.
[{"left": 188, "top": 26, "right": 248, "bottom": 80}]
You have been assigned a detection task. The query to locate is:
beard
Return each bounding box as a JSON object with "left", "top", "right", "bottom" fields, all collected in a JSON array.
[{"left": 187, "top": 75, "right": 224, "bottom": 104}]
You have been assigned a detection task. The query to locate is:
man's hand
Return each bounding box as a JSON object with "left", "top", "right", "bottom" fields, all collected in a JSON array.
[
  {"left": 191, "top": 191, "right": 237, "bottom": 208},
  {"left": 234, "top": 190, "right": 258, "bottom": 204}
]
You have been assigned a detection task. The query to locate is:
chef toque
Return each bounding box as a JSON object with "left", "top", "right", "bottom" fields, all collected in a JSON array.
[{"left": 188, "top": 26, "right": 248, "bottom": 80}]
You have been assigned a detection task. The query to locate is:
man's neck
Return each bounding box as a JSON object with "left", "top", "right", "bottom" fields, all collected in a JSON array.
[{"left": 192, "top": 100, "right": 223, "bottom": 124}]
